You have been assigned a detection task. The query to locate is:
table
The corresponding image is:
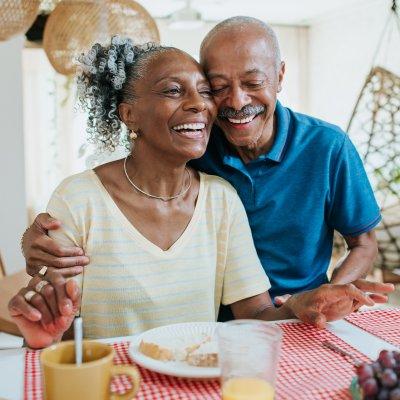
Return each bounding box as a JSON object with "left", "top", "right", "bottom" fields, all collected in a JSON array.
[{"left": 0, "top": 319, "right": 398, "bottom": 400}]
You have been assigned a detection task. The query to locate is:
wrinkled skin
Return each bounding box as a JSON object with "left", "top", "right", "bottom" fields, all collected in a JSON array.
[
  {"left": 8, "top": 269, "right": 80, "bottom": 349},
  {"left": 286, "top": 280, "right": 393, "bottom": 329}
]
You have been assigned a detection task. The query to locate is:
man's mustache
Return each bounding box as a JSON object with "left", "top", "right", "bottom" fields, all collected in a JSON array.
[{"left": 218, "top": 104, "right": 265, "bottom": 119}]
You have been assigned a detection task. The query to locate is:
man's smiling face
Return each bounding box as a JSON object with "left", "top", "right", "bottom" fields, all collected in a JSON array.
[{"left": 200, "top": 26, "right": 285, "bottom": 150}]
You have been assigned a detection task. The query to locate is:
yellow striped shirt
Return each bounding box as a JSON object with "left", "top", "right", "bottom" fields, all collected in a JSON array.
[{"left": 47, "top": 170, "right": 270, "bottom": 338}]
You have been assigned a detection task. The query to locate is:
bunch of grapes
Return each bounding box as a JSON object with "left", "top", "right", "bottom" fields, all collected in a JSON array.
[{"left": 356, "top": 350, "right": 400, "bottom": 399}]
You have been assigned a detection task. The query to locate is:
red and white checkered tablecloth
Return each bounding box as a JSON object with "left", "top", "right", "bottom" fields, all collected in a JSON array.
[
  {"left": 24, "top": 323, "right": 370, "bottom": 400},
  {"left": 24, "top": 341, "right": 220, "bottom": 400},
  {"left": 275, "top": 323, "right": 369, "bottom": 400},
  {"left": 345, "top": 308, "right": 400, "bottom": 348}
]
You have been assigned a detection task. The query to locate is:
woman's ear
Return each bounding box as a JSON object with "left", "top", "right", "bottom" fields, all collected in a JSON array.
[{"left": 118, "top": 102, "right": 138, "bottom": 131}]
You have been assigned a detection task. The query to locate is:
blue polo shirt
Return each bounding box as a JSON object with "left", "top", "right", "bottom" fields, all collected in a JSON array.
[{"left": 191, "top": 101, "right": 381, "bottom": 299}]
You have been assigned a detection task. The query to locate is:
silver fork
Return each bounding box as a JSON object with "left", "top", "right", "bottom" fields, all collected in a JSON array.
[{"left": 322, "top": 340, "right": 362, "bottom": 367}]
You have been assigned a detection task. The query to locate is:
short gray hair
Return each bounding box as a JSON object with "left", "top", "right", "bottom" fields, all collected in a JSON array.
[{"left": 200, "top": 16, "right": 281, "bottom": 69}]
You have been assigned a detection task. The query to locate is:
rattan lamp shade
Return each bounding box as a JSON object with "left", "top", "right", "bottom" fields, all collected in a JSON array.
[
  {"left": 43, "top": 0, "right": 160, "bottom": 75},
  {"left": 0, "top": 0, "right": 40, "bottom": 41}
]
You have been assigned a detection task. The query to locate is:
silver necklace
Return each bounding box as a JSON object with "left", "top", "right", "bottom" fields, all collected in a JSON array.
[{"left": 123, "top": 156, "right": 191, "bottom": 202}]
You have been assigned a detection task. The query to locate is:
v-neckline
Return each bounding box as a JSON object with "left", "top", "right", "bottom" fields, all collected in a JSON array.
[{"left": 89, "top": 169, "right": 206, "bottom": 257}]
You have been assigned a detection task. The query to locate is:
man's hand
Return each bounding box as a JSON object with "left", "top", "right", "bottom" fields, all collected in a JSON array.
[
  {"left": 351, "top": 279, "right": 392, "bottom": 309},
  {"left": 274, "top": 279, "right": 389, "bottom": 307},
  {"left": 286, "top": 281, "right": 394, "bottom": 329},
  {"left": 8, "top": 269, "right": 81, "bottom": 349},
  {"left": 22, "top": 213, "right": 89, "bottom": 277}
]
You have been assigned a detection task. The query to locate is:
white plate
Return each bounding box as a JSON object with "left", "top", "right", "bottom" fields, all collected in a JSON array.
[{"left": 129, "top": 322, "right": 221, "bottom": 379}]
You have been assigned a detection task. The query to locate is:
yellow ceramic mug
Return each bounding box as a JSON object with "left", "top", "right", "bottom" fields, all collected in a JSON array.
[{"left": 40, "top": 340, "right": 140, "bottom": 400}]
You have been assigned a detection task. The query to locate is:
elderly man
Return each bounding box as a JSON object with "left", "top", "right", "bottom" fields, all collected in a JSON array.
[
  {"left": 195, "top": 16, "right": 381, "bottom": 302},
  {"left": 22, "top": 17, "right": 381, "bottom": 317}
]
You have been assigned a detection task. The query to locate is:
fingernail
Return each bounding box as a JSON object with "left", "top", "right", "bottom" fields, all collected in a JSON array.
[
  {"left": 77, "top": 249, "right": 83, "bottom": 255},
  {"left": 32, "top": 310, "right": 41, "bottom": 320},
  {"left": 62, "top": 300, "right": 72, "bottom": 314}
]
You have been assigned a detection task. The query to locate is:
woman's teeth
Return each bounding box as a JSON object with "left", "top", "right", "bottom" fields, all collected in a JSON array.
[
  {"left": 227, "top": 114, "right": 256, "bottom": 124},
  {"left": 172, "top": 123, "right": 205, "bottom": 131},
  {"left": 172, "top": 122, "right": 205, "bottom": 138}
]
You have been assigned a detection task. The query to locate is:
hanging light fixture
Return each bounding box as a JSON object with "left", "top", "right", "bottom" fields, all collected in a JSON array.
[
  {"left": 43, "top": 0, "right": 159, "bottom": 75},
  {"left": 168, "top": 0, "right": 204, "bottom": 30},
  {"left": 0, "top": 0, "right": 40, "bottom": 41}
]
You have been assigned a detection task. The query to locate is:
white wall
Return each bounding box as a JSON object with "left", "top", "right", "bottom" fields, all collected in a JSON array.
[
  {"left": 0, "top": 35, "right": 27, "bottom": 274},
  {"left": 308, "top": 0, "right": 400, "bottom": 129}
]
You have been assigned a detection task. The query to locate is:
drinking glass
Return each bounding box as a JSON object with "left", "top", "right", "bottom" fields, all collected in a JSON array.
[{"left": 217, "top": 320, "right": 282, "bottom": 400}]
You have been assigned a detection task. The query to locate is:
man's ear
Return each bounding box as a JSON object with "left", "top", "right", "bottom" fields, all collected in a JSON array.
[
  {"left": 277, "top": 61, "right": 285, "bottom": 93},
  {"left": 118, "top": 102, "right": 138, "bottom": 131}
]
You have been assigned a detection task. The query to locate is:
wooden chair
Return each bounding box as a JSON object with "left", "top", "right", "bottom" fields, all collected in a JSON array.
[
  {"left": 0, "top": 251, "right": 6, "bottom": 278},
  {"left": 0, "top": 270, "right": 30, "bottom": 336},
  {"left": 382, "top": 268, "right": 400, "bottom": 284}
]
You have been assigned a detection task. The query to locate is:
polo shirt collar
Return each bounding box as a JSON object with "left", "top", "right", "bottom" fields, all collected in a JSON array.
[
  {"left": 264, "top": 100, "right": 290, "bottom": 163},
  {"left": 219, "top": 100, "right": 290, "bottom": 166}
]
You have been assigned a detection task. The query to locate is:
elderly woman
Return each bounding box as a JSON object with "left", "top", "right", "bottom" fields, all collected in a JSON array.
[{"left": 9, "top": 38, "right": 393, "bottom": 349}]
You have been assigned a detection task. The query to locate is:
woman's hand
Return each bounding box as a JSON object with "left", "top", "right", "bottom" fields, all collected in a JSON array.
[
  {"left": 286, "top": 280, "right": 394, "bottom": 329},
  {"left": 8, "top": 269, "right": 81, "bottom": 349},
  {"left": 22, "top": 213, "right": 89, "bottom": 277}
]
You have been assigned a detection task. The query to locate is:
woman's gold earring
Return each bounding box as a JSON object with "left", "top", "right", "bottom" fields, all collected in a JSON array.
[{"left": 129, "top": 130, "right": 138, "bottom": 140}]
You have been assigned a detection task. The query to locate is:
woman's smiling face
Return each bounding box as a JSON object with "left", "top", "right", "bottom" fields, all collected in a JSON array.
[{"left": 124, "top": 49, "right": 217, "bottom": 163}]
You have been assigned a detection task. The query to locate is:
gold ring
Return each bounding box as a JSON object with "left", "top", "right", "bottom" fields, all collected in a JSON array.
[
  {"left": 38, "top": 266, "right": 48, "bottom": 277},
  {"left": 24, "top": 290, "right": 37, "bottom": 302},
  {"left": 35, "top": 280, "right": 49, "bottom": 293}
]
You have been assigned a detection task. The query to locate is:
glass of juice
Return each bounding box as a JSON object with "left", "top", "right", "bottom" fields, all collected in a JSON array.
[{"left": 217, "top": 320, "right": 282, "bottom": 400}]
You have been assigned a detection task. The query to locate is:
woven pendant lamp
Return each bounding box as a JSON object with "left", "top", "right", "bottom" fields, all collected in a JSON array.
[
  {"left": 0, "top": 0, "right": 40, "bottom": 41},
  {"left": 43, "top": 0, "right": 160, "bottom": 75}
]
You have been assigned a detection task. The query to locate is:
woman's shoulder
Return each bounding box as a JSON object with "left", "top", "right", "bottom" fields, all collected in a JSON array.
[{"left": 52, "top": 169, "right": 98, "bottom": 197}]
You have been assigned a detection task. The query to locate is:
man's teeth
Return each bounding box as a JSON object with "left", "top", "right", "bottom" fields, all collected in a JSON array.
[
  {"left": 172, "top": 123, "right": 205, "bottom": 131},
  {"left": 227, "top": 115, "right": 256, "bottom": 124}
]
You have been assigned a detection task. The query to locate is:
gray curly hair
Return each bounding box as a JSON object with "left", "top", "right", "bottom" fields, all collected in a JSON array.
[{"left": 76, "top": 36, "right": 176, "bottom": 151}]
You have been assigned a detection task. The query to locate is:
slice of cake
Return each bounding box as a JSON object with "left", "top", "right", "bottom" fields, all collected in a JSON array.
[
  {"left": 186, "top": 339, "right": 218, "bottom": 367},
  {"left": 139, "top": 338, "right": 175, "bottom": 361},
  {"left": 139, "top": 333, "right": 218, "bottom": 367}
]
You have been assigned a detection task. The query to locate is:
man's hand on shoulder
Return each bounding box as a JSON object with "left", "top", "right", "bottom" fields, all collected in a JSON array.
[{"left": 22, "top": 213, "right": 89, "bottom": 277}]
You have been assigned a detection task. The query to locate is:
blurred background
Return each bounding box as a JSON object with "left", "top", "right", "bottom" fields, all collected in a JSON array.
[{"left": 0, "top": 0, "right": 399, "bottom": 295}]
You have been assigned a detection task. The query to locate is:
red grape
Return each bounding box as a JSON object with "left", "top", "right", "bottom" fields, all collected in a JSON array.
[
  {"left": 380, "top": 350, "right": 393, "bottom": 358},
  {"left": 377, "top": 388, "right": 390, "bottom": 400},
  {"left": 372, "top": 361, "right": 383, "bottom": 375},
  {"left": 381, "top": 369, "right": 398, "bottom": 388},
  {"left": 352, "top": 351, "right": 400, "bottom": 400},
  {"left": 389, "top": 387, "right": 400, "bottom": 400},
  {"left": 357, "top": 363, "right": 374, "bottom": 382},
  {"left": 379, "top": 350, "right": 396, "bottom": 369},
  {"left": 361, "top": 377, "right": 379, "bottom": 396}
]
